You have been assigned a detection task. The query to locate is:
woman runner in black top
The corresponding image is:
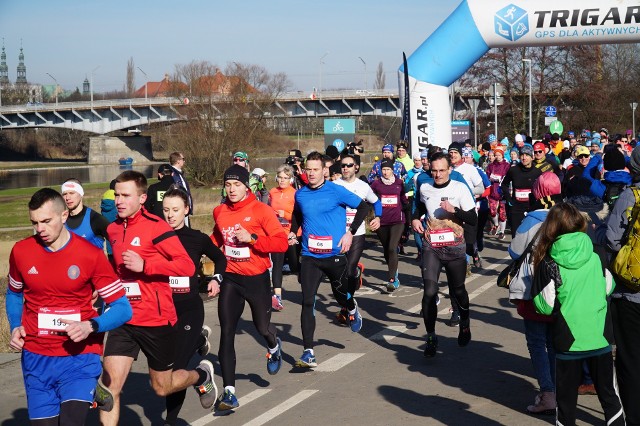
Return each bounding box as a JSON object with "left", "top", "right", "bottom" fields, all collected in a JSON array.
[{"left": 162, "top": 186, "right": 227, "bottom": 426}]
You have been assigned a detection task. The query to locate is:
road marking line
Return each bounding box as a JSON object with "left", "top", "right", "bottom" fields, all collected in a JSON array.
[
  {"left": 190, "top": 389, "right": 271, "bottom": 426},
  {"left": 314, "top": 353, "right": 365, "bottom": 372},
  {"left": 243, "top": 390, "right": 319, "bottom": 426},
  {"left": 370, "top": 325, "right": 408, "bottom": 343}
]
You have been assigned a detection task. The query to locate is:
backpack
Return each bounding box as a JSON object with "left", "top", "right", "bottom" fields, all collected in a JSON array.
[
  {"left": 610, "top": 186, "right": 640, "bottom": 290},
  {"left": 602, "top": 181, "right": 627, "bottom": 209}
]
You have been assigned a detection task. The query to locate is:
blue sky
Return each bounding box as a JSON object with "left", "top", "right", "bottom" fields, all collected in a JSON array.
[{"left": 0, "top": 1, "right": 460, "bottom": 93}]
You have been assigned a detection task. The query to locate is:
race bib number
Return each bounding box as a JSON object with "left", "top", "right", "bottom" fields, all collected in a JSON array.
[
  {"left": 514, "top": 189, "right": 531, "bottom": 202},
  {"left": 122, "top": 281, "right": 142, "bottom": 300},
  {"left": 225, "top": 244, "right": 251, "bottom": 262},
  {"left": 490, "top": 173, "right": 501, "bottom": 182},
  {"left": 381, "top": 195, "right": 398, "bottom": 207},
  {"left": 169, "top": 276, "right": 190, "bottom": 293},
  {"left": 346, "top": 211, "right": 356, "bottom": 232},
  {"left": 37, "top": 307, "right": 80, "bottom": 336},
  {"left": 308, "top": 234, "right": 333, "bottom": 253},
  {"left": 429, "top": 228, "right": 457, "bottom": 247}
]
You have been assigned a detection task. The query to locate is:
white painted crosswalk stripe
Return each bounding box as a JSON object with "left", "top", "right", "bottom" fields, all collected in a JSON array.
[
  {"left": 243, "top": 390, "right": 319, "bottom": 426},
  {"left": 313, "top": 353, "right": 365, "bottom": 372},
  {"left": 190, "top": 389, "right": 271, "bottom": 426},
  {"left": 370, "top": 325, "right": 408, "bottom": 343}
]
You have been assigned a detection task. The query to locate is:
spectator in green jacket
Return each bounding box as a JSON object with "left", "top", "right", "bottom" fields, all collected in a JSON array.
[{"left": 530, "top": 202, "right": 623, "bottom": 426}]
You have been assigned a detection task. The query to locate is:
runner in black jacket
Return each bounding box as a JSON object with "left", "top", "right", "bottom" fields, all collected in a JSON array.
[{"left": 500, "top": 145, "right": 542, "bottom": 237}]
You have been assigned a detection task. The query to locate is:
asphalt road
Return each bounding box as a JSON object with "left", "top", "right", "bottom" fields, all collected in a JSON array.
[{"left": 0, "top": 236, "right": 608, "bottom": 425}]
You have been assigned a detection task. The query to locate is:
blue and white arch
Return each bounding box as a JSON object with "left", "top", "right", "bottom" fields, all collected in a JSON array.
[{"left": 400, "top": 0, "right": 640, "bottom": 152}]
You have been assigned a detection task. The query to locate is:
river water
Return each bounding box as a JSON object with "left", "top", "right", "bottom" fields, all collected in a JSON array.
[
  {"left": 0, "top": 157, "right": 291, "bottom": 190},
  {"left": 0, "top": 154, "right": 379, "bottom": 190},
  {"left": 0, "top": 164, "right": 157, "bottom": 190}
]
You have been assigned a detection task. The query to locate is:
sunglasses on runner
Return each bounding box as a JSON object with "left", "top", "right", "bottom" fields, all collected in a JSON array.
[
  {"left": 341, "top": 163, "right": 355, "bottom": 168},
  {"left": 534, "top": 150, "right": 544, "bottom": 154},
  {"left": 233, "top": 158, "right": 246, "bottom": 163},
  {"left": 577, "top": 154, "right": 590, "bottom": 159}
]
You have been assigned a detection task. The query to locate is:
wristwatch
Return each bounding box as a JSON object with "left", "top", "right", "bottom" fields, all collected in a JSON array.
[
  {"left": 212, "top": 274, "right": 223, "bottom": 284},
  {"left": 89, "top": 319, "right": 99, "bottom": 333},
  {"left": 249, "top": 233, "right": 258, "bottom": 245}
]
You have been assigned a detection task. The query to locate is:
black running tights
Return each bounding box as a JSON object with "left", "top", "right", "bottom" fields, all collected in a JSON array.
[
  {"left": 421, "top": 249, "right": 470, "bottom": 333},
  {"left": 376, "top": 223, "right": 404, "bottom": 281},
  {"left": 299, "top": 255, "right": 351, "bottom": 349},
  {"left": 218, "top": 272, "right": 277, "bottom": 387},
  {"left": 165, "top": 299, "right": 206, "bottom": 425}
]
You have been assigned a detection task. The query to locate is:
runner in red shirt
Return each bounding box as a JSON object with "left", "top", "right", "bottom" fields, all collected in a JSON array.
[
  {"left": 6, "top": 188, "right": 131, "bottom": 425},
  {"left": 210, "top": 165, "right": 288, "bottom": 411},
  {"left": 100, "top": 171, "right": 217, "bottom": 426}
]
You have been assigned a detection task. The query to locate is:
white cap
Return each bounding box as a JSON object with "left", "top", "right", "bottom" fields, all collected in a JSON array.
[
  {"left": 563, "top": 140, "right": 570, "bottom": 149},
  {"left": 515, "top": 134, "right": 524, "bottom": 143},
  {"left": 252, "top": 167, "right": 267, "bottom": 177}
]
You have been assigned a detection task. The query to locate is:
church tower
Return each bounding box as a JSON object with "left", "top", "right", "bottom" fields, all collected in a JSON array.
[
  {"left": 16, "top": 44, "right": 27, "bottom": 85},
  {"left": 0, "top": 40, "right": 9, "bottom": 86}
]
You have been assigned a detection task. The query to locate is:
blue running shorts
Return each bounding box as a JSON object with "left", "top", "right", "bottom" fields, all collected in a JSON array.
[{"left": 22, "top": 350, "right": 101, "bottom": 420}]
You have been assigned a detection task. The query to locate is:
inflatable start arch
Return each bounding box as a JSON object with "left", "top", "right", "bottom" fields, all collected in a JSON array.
[{"left": 400, "top": 0, "right": 640, "bottom": 152}]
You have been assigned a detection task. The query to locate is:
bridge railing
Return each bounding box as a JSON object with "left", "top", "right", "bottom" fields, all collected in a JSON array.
[{"left": 0, "top": 89, "right": 401, "bottom": 114}]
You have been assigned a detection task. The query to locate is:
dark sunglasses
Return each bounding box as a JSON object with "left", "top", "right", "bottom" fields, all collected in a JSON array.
[
  {"left": 534, "top": 150, "right": 544, "bottom": 154},
  {"left": 341, "top": 163, "right": 355, "bottom": 168},
  {"left": 577, "top": 154, "right": 590, "bottom": 159},
  {"left": 233, "top": 158, "right": 246, "bottom": 162}
]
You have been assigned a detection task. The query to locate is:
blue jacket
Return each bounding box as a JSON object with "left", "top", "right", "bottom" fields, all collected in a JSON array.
[{"left": 583, "top": 156, "right": 632, "bottom": 199}]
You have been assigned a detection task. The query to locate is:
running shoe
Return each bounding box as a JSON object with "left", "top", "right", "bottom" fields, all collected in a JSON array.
[
  {"left": 197, "top": 325, "right": 212, "bottom": 357},
  {"left": 194, "top": 360, "right": 218, "bottom": 409},
  {"left": 458, "top": 319, "right": 471, "bottom": 347},
  {"left": 266, "top": 337, "right": 283, "bottom": 375},
  {"left": 356, "top": 262, "right": 365, "bottom": 289},
  {"left": 282, "top": 264, "right": 291, "bottom": 273},
  {"left": 296, "top": 349, "right": 317, "bottom": 368},
  {"left": 489, "top": 225, "right": 498, "bottom": 236},
  {"left": 386, "top": 278, "right": 400, "bottom": 292},
  {"left": 348, "top": 303, "right": 363, "bottom": 333},
  {"left": 215, "top": 389, "right": 239, "bottom": 411},
  {"left": 448, "top": 309, "right": 460, "bottom": 327},
  {"left": 423, "top": 334, "right": 438, "bottom": 358},
  {"left": 473, "top": 253, "right": 482, "bottom": 269},
  {"left": 91, "top": 381, "right": 114, "bottom": 411},
  {"left": 271, "top": 294, "right": 284, "bottom": 311},
  {"left": 497, "top": 232, "right": 506, "bottom": 240},
  {"left": 336, "top": 307, "right": 348, "bottom": 325},
  {"left": 577, "top": 384, "right": 597, "bottom": 395}
]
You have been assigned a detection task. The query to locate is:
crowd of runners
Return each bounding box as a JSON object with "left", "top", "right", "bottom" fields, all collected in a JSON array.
[{"left": 6, "top": 127, "right": 640, "bottom": 425}]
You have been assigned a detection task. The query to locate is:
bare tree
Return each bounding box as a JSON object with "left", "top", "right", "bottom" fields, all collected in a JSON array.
[
  {"left": 456, "top": 44, "right": 640, "bottom": 139},
  {"left": 164, "top": 61, "right": 291, "bottom": 185},
  {"left": 126, "top": 57, "right": 135, "bottom": 97},
  {"left": 374, "top": 62, "right": 385, "bottom": 90}
]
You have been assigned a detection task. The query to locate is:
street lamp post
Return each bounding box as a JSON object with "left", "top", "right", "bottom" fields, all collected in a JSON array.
[
  {"left": 90, "top": 65, "right": 100, "bottom": 107},
  {"left": 358, "top": 56, "right": 367, "bottom": 91},
  {"left": 137, "top": 67, "right": 148, "bottom": 102},
  {"left": 631, "top": 102, "right": 638, "bottom": 140},
  {"left": 319, "top": 52, "right": 328, "bottom": 99},
  {"left": 46, "top": 72, "right": 59, "bottom": 107},
  {"left": 522, "top": 58, "right": 532, "bottom": 137}
]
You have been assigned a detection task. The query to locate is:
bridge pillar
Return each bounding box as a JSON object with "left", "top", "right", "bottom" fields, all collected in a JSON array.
[{"left": 88, "top": 135, "right": 154, "bottom": 165}]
